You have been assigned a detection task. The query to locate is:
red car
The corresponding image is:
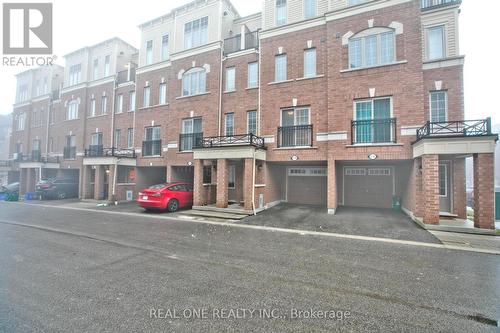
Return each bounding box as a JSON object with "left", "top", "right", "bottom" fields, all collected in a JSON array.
[{"left": 137, "top": 182, "right": 193, "bottom": 212}]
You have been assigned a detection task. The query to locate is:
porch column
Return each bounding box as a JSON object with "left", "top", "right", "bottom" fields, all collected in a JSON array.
[
  {"left": 327, "top": 159, "right": 337, "bottom": 214},
  {"left": 422, "top": 154, "right": 440, "bottom": 225},
  {"left": 243, "top": 158, "right": 254, "bottom": 211},
  {"left": 94, "top": 165, "right": 104, "bottom": 200},
  {"left": 453, "top": 157, "right": 467, "bottom": 219},
  {"left": 413, "top": 158, "right": 423, "bottom": 218},
  {"left": 473, "top": 153, "right": 495, "bottom": 229},
  {"left": 82, "top": 166, "right": 91, "bottom": 199},
  {"left": 19, "top": 169, "right": 27, "bottom": 195},
  {"left": 26, "top": 168, "right": 36, "bottom": 193},
  {"left": 107, "top": 164, "right": 116, "bottom": 203},
  {"left": 216, "top": 159, "right": 228, "bottom": 208},
  {"left": 193, "top": 159, "right": 204, "bottom": 206}
]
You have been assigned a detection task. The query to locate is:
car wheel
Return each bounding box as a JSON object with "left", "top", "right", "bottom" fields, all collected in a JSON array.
[{"left": 167, "top": 199, "right": 179, "bottom": 212}]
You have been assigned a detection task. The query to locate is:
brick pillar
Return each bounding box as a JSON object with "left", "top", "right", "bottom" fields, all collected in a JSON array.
[
  {"left": 216, "top": 159, "right": 228, "bottom": 208},
  {"left": 243, "top": 158, "right": 254, "bottom": 211},
  {"left": 82, "top": 166, "right": 91, "bottom": 199},
  {"left": 453, "top": 157, "right": 467, "bottom": 219},
  {"left": 473, "top": 153, "right": 494, "bottom": 229},
  {"left": 422, "top": 154, "right": 440, "bottom": 225},
  {"left": 19, "top": 169, "right": 27, "bottom": 195},
  {"left": 107, "top": 164, "right": 116, "bottom": 203},
  {"left": 193, "top": 159, "right": 204, "bottom": 206},
  {"left": 327, "top": 159, "right": 337, "bottom": 214},
  {"left": 413, "top": 158, "right": 423, "bottom": 218},
  {"left": 26, "top": 168, "right": 36, "bottom": 193},
  {"left": 94, "top": 165, "right": 104, "bottom": 200}
]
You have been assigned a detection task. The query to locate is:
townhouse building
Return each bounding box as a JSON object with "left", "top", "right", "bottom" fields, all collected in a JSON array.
[{"left": 4, "top": 0, "right": 498, "bottom": 230}]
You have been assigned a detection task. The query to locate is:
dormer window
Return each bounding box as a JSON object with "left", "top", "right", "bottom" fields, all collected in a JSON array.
[{"left": 348, "top": 28, "right": 395, "bottom": 69}]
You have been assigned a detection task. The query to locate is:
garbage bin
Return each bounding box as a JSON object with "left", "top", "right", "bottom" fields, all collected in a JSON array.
[
  {"left": 24, "top": 192, "right": 34, "bottom": 200},
  {"left": 6, "top": 192, "right": 19, "bottom": 201},
  {"left": 392, "top": 195, "right": 401, "bottom": 211},
  {"left": 0, "top": 193, "right": 7, "bottom": 201}
]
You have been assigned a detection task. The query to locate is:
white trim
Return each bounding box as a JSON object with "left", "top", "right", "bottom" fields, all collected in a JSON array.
[
  {"left": 316, "top": 132, "right": 348, "bottom": 141},
  {"left": 423, "top": 56, "right": 464, "bottom": 70},
  {"left": 326, "top": 0, "right": 412, "bottom": 22},
  {"left": 400, "top": 125, "right": 421, "bottom": 136},
  {"left": 340, "top": 60, "right": 407, "bottom": 73},
  {"left": 225, "top": 48, "right": 258, "bottom": 59},
  {"left": 260, "top": 16, "right": 325, "bottom": 40}
]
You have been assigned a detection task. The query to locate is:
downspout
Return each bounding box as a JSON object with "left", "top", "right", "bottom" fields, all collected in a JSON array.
[
  {"left": 112, "top": 158, "right": 120, "bottom": 205},
  {"left": 217, "top": 0, "right": 224, "bottom": 136},
  {"left": 257, "top": 30, "right": 261, "bottom": 136},
  {"left": 110, "top": 74, "right": 117, "bottom": 203}
]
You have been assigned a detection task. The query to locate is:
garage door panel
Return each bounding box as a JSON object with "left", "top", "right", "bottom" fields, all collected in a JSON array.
[
  {"left": 344, "top": 167, "right": 393, "bottom": 209},
  {"left": 287, "top": 167, "right": 327, "bottom": 206}
]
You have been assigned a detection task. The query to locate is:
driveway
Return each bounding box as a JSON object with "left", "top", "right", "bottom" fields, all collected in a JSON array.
[{"left": 245, "top": 204, "right": 440, "bottom": 244}]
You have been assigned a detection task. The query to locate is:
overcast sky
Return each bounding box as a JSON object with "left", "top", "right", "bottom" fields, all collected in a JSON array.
[{"left": 0, "top": 0, "right": 498, "bottom": 124}]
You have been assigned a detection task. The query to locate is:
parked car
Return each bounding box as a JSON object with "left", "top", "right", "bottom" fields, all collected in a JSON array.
[
  {"left": 36, "top": 178, "right": 79, "bottom": 199},
  {"left": 0, "top": 182, "right": 19, "bottom": 195},
  {"left": 137, "top": 182, "right": 193, "bottom": 212}
]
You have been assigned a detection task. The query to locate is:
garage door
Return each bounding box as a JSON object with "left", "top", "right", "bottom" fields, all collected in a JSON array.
[
  {"left": 343, "top": 167, "right": 394, "bottom": 208},
  {"left": 287, "top": 167, "right": 327, "bottom": 206}
]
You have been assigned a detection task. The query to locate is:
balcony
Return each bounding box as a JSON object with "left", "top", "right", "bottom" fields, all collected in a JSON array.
[
  {"left": 142, "top": 140, "right": 162, "bottom": 157},
  {"left": 415, "top": 118, "right": 493, "bottom": 142},
  {"left": 0, "top": 160, "right": 11, "bottom": 167},
  {"left": 84, "top": 146, "right": 136, "bottom": 158},
  {"left": 116, "top": 66, "right": 136, "bottom": 85},
  {"left": 63, "top": 146, "right": 77, "bottom": 160},
  {"left": 223, "top": 31, "right": 259, "bottom": 55},
  {"left": 179, "top": 133, "right": 203, "bottom": 152},
  {"left": 200, "top": 133, "right": 265, "bottom": 149},
  {"left": 421, "top": 0, "right": 461, "bottom": 10},
  {"left": 277, "top": 125, "right": 313, "bottom": 148},
  {"left": 351, "top": 118, "right": 397, "bottom": 145},
  {"left": 31, "top": 150, "right": 41, "bottom": 162}
]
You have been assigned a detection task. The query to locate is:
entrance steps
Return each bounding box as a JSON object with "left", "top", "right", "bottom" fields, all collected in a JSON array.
[{"left": 177, "top": 205, "right": 253, "bottom": 222}]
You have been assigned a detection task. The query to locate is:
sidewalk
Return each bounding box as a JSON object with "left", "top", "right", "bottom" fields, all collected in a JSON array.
[{"left": 430, "top": 230, "right": 500, "bottom": 253}]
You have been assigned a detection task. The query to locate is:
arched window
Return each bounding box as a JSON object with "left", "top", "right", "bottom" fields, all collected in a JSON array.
[
  {"left": 182, "top": 67, "right": 206, "bottom": 97},
  {"left": 348, "top": 27, "right": 396, "bottom": 69}
]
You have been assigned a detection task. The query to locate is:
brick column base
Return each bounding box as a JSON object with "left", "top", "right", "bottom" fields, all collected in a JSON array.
[
  {"left": 453, "top": 158, "right": 467, "bottom": 219},
  {"left": 94, "top": 166, "right": 104, "bottom": 200},
  {"left": 327, "top": 159, "right": 337, "bottom": 214},
  {"left": 193, "top": 159, "right": 204, "bottom": 206},
  {"left": 243, "top": 158, "right": 254, "bottom": 211},
  {"left": 216, "top": 159, "right": 228, "bottom": 208},
  {"left": 422, "top": 154, "right": 440, "bottom": 225},
  {"left": 473, "top": 153, "right": 494, "bottom": 229}
]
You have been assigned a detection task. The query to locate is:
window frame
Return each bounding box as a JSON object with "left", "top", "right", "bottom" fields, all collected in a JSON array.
[
  {"left": 127, "top": 128, "right": 134, "bottom": 148},
  {"left": 439, "top": 163, "right": 448, "bottom": 197},
  {"left": 426, "top": 25, "right": 445, "bottom": 61},
  {"left": 67, "top": 100, "right": 79, "bottom": 120},
  {"left": 184, "top": 16, "right": 209, "bottom": 49},
  {"left": 159, "top": 83, "right": 167, "bottom": 105},
  {"left": 182, "top": 67, "right": 207, "bottom": 97},
  {"left": 247, "top": 62, "right": 258, "bottom": 88},
  {"left": 228, "top": 165, "right": 236, "bottom": 189},
  {"left": 280, "top": 107, "right": 311, "bottom": 127},
  {"left": 116, "top": 94, "right": 123, "bottom": 114},
  {"left": 225, "top": 67, "right": 236, "bottom": 92},
  {"left": 161, "top": 34, "right": 169, "bottom": 61},
  {"left": 114, "top": 129, "right": 121, "bottom": 149},
  {"left": 429, "top": 90, "right": 448, "bottom": 122},
  {"left": 225, "top": 113, "right": 235, "bottom": 137},
  {"left": 348, "top": 28, "right": 396, "bottom": 69},
  {"left": 129, "top": 91, "right": 136, "bottom": 111},
  {"left": 276, "top": 0, "right": 287, "bottom": 26},
  {"left": 247, "top": 110, "right": 257, "bottom": 135},
  {"left": 304, "top": 0, "right": 316, "bottom": 19},
  {"left": 275, "top": 54, "right": 287, "bottom": 82},
  {"left": 101, "top": 96, "right": 107, "bottom": 115},
  {"left": 145, "top": 40, "right": 153, "bottom": 65},
  {"left": 104, "top": 55, "right": 111, "bottom": 77},
  {"left": 143, "top": 86, "right": 151, "bottom": 107},
  {"left": 90, "top": 98, "right": 96, "bottom": 117},
  {"left": 303, "top": 48, "right": 317, "bottom": 78}
]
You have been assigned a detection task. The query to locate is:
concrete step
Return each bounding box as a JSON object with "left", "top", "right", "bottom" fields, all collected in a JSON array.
[
  {"left": 192, "top": 205, "right": 253, "bottom": 216},
  {"left": 181, "top": 209, "right": 249, "bottom": 220}
]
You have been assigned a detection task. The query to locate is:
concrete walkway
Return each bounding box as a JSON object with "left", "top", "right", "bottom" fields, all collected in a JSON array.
[{"left": 430, "top": 231, "right": 500, "bottom": 253}]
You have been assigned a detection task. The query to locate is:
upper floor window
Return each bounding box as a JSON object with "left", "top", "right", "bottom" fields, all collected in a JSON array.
[
  {"left": 161, "top": 35, "right": 169, "bottom": 61},
  {"left": 143, "top": 86, "right": 151, "bottom": 107},
  {"left": 304, "top": 0, "right": 316, "bottom": 19},
  {"left": 43, "top": 77, "right": 48, "bottom": 94},
  {"left": 67, "top": 100, "right": 79, "bottom": 120},
  {"left": 116, "top": 94, "right": 123, "bottom": 113},
  {"left": 430, "top": 91, "right": 447, "bottom": 122},
  {"left": 354, "top": 97, "right": 392, "bottom": 143},
  {"left": 129, "top": 91, "right": 136, "bottom": 111},
  {"left": 247, "top": 110, "right": 257, "bottom": 135},
  {"left": 35, "top": 79, "right": 41, "bottom": 96},
  {"left": 184, "top": 17, "right": 208, "bottom": 49},
  {"left": 247, "top": 62, "right": 258, "bottom": 88},
  {"left": 104, "top": 55, "right": 111, "bottom": 76},
  {"left": 18, "top": 84, "right": 28, "bottom": 102},
  {"left": 90, "top": 98, "right": 96, "bottom": 117},
  {"left": 182, "top": 67, "right": 206, "bottom": 97},
  {"left": 349, "top": 28, "right": 395, "bottom": 69},
  {"left": 276, "top": 0, "right": 287, "bottom": 26},
  {"left": 348, "top": 0, "right": 365, "bottom": 5},
  {"left": 114, "top": 129, "right": 121, "bottom": 149},
  {"left": 101, "top": 96, "right": 108, "bottom": 114},
  {"left": 159, "top": 83, "right": 167, "bottom": 105},
  {"left": 225, "top": 113, "right": 234, "bottom": 137},
  {"left": 69, "top": 64, "right": 82, "bottom": 86},
  {"left": 304, "top": 48, "right": 316, "bottom": 78},
  {"left": 145, "top": 40, "right": 153, "bottom": 65},
  {"left": 127, "top": 128, "right": 134, "bottom": 148},
  {"left": 93, "top": 58, "right": 99, "bottom": 80},
  {"left": 275, "top": 54, "right": 287, "bottom": 82},
  {"left": 225, "top": 67, "right": 235, "bottom": 92},
  {"left": 17, "top": 113, "right": 26, "bottom": 131},
  {"left": 426, "top": 25, "right": 445, "bottom": 60}
]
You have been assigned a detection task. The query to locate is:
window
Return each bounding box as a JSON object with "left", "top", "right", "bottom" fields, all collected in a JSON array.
[
  {"left": 104, "top": 55, "right": 111, "bottom": 76},
  {"left": 282, "top": 108, "right": 310, "bottom": 126},
  {"left": 427, "top": 26, "right": 445, "bottom": 60},
  {"left": 184, "top": 17, "right": 208, "bottom": 49},
  {"left": 354, "top": 97, "right": 392, "bottom": 143},
  {"left": 280, "top": 108, "right": 311, "bottom": 147},
  {"left": 348, "top": 0, "right": 365, "bottom": 6},
  {"left": 203, "top": 166, "right": 212, "bottom": 184},
  {"left": 127, "top": 128, "right": 134, "bottom": 148},
  {"left": 304, "top": 48, "right": 316, "bottom": 78},
  {"left": 67, "top": 100, "right": 79, "bottom": 120},
  {"left": 143, "top": 86, "right": 151, "bottom": 107},
  {"left": 225, "top": 67, "right": 235, "bottom": 91},
  {"left": 91, "top": 133, "right": 103, "bottom": 146},
  {"left": 276, "top": 0, "right": 287, "bottom": 26},
  {"left": 143, "top": 126, "right": 161, "bottom": 156},
  {"left": 117, "top": 166, "right": 136, "bottom": 184},
  {"left": 32, "top": 110, "right": 37, "bottom": 127},
  {"left": 93, "top": 58, "right": 99, "bottom": 80},
  {"left": 247, "top": 111, "right": 257, "bottom": 135},
  {"left": 439, "top": 164, "right": 447, "bottom": 196},
  {"left": 64, "top": 135, "right": 76, "bottom": 159},
  {"left": 181, "top": 118, "right": 203, "bottom": 151},
  {"left": 146, "top": 40, "right": 153, "bottom": 65},
  {"left": 129, "top": 91, "right": 136, "bottom": 111},
  {"left": 114, "top": 129, "right": 121, "bottom": 149},
  {"left": 161, "top": 35, "right": 169, "bottom": 61},
  {"left": 69, "top": 64, "right": 82, "bottom": 86},
  {"left": 101, "top": 96, "right": 107, "bottom": 114},
  {"left": 17, "top": 113, "right": 26, "bottom": 131},
  {"left": 247, "top": 62, "right": 258, "bottom": 88},
  {"left": 228, "top": 165, "right": 236, "bottom": 189},
  {"left": 275, "top": 54, "right": 287, "bottom": 82},
  {"left": 304, "top": 0, "right": 316, "bottom": 19},
  {"left": 43, "top": 77, "right": 48, "bottom": 94},
  {"left": 90, "top": 98, "right": 96, "bottom": 117},
  {"left": 116, "top": 94, "right": 123, "bottom": 113},
  {"left": 349, "top": 30, "right": 395, "bottom": 69},
  {"left": 35, "top": 79, "right": 41, "bottom": 96},
  {"left": 182, "top": 67, "right": 206, "bottom": 96},
  {"left": 225, "top": 113, "right": 234, "bottom": 137},
  {"left": 430, "top": 91, "right": 447, "bottom": 122},
  {"left": 159, "top": 83, "right": 167, "bottom": 105},
  {"left": 18, "top": 84, "right": 28, "bottom": 102}
]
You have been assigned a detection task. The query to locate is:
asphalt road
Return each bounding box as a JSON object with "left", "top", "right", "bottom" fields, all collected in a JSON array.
[{"left": 0, "top": 202, "right": 499, "bottom": 332}]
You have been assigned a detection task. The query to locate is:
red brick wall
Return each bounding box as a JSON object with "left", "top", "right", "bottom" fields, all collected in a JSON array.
[{"left": 473, "top": 153, "right": 494, "bottom": 229}]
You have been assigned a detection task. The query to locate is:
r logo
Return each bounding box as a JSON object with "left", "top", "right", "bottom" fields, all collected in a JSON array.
[{"left": 3, "top": 3, "right": 53, "bottom": 54}]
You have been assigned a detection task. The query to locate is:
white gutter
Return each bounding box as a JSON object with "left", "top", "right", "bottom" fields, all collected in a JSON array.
[{"left": 251, "top": 150, "right": 256, "bottom": 215}]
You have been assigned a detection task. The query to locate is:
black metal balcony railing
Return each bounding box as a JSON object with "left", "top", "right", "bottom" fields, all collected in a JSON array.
[
  {"left": 223, "top": 31, "right": 259, "bottom": 55},
  {"left": 415, "top": 118, "right": 493, "bottom": 142},
  {"left": 421, "top": 0, "right": 461, "bottom": 10},
  {"left": 0, "top": 160, "right": 11, "bottom": 167},
  {"left": 84, "top": 147, "right": 136, "bottom": 158},
  {"left": 116, "top": 66, "right": 136, "bottom": 85},
  {"left": 179, "top": 133, "right": 203, "bottom": 151},
  {"left": 351, "top": 118, "right": 397, "bottom": 144},
  {"left": 201, "top": 133, "right": 266, "bottom": 149},
  {"left": 63, "top": 146, "right": 77, "bottom": 160},
  {"left": 142, "top": 140, "right": 162, "bottom": 157},
  {"left": 277, "top": 125, "right": 313, "bottom": 148}
]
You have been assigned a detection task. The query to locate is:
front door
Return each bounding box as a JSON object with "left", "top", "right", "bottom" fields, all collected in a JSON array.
[{"left": 439, "top": 162, "right": 452, "bottom": 213}]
